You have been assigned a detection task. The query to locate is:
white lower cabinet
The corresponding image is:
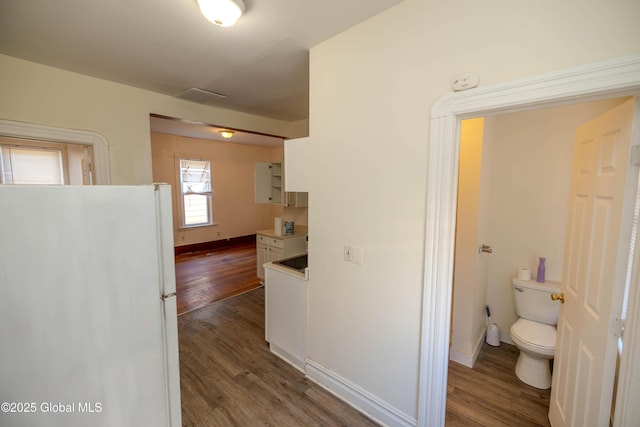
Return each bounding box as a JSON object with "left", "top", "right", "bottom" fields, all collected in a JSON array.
[
  {"left": 264, "top": 264, "right": 307, "bottom": 372},
  {"left": 256, "top": 232, "right": 306, "bottom": 282}
]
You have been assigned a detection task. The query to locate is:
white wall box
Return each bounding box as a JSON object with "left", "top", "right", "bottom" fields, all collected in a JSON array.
[
  {"left": 255, "top": 162, "right": 283, "bottom": 204},
  {"left": 284, "top": 137, "right": 309, "bottom": 192}
]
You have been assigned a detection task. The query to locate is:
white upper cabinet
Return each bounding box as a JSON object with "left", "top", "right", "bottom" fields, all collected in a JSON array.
[
  {"left": 255, "top": 162, "right": 283, "bottom": 204},
  {"left": 284, "top": 137, "right": 309, "bottom": 192}
]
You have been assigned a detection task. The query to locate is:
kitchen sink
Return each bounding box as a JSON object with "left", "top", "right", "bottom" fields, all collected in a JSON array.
[{"left": 274, "top": 253, "right": 307, "bottom": 272}]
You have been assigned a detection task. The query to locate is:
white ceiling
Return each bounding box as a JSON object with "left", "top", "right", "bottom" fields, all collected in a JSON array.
[{"left": 0, "top": 0, "right": 406, "bottom": 124}]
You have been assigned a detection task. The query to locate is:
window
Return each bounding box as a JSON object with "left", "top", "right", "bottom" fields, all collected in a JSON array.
[
  {"left": 0, "top": 137, "right": 94, "bottom": 185},
  {"left": 179, "top": 158, "right": 213, "bottom": 227},
  {"left": 2, "top": 146, "right": 64, "bottom": 184}
]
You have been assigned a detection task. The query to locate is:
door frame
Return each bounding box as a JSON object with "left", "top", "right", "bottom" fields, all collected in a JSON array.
[{"left": 418, "top": 53, "right": 640, "bottom": 426}]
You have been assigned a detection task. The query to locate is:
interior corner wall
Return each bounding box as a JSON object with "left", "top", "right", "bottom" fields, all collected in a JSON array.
[
  {"left": 150, "top": 132, "right": 280, "bottom": 246},
  {"left": 0, "top": 54, "right": 294, "bottom": 185},
  {"left": 308, "top": 0, "right": 640, "bottom": 420}
]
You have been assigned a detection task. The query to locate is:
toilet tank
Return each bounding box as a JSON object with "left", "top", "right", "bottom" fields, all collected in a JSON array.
[{"left": 512, "top": 278, "right": 562, "bottom": 325}]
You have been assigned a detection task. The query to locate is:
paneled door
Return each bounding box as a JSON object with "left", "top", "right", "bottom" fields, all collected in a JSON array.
[{"left": 549, "top": 97, "right": 639, "bottom": 426}]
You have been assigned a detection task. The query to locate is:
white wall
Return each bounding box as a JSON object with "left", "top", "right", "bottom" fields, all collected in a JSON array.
[
  {"left": 308, "top": 0, "right": 640, "bottom": 421},
  {"left": 0, "top": 54, "right": 301, "bottom": 185},
  {"left": 482, "top": 98, "right": 628, "bottom": 344}
]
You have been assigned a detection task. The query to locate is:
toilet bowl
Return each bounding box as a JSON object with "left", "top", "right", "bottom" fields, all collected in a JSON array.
[
  {"left": 511, "top": 318, "right": 556, "bottom": 389},
  {"left": 511, "top": 278, "right": 562, "bottom": 389}
]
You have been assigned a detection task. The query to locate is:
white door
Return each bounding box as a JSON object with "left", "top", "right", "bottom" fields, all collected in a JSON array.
[
  {"left": 255, "top": 162, "right": 272, "bottom": 203},
  {"left": 549, "top": 98, "right": 640, "bottom": 426}
]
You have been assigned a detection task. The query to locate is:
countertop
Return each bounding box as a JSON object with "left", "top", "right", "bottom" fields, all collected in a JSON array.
[
  {"left": 257, "top": 225, "right": 308, "bottom": 239},
  {"left": 264, "top": 261, "right": 308, "bottom": 280}
]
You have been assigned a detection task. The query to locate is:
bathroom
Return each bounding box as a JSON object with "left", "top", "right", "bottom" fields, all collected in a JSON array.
[{"left": 449, "top": 96, "right": 631, "bottom": 373}]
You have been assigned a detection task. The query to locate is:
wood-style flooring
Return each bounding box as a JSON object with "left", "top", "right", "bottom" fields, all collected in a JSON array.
[
  {"left": 175, "top": 243, "right": 551, "bottom": 426},
  {"left": 178, "top": 287, "right": 379, "bottom": 426},
  {"left": 175, "top": 241, "right": 261, "bottom": 315},
  {"left": 446, "top": 343, "right": 551, "bottom": 426}
]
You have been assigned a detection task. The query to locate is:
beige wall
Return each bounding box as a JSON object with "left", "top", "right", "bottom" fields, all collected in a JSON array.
[
  {"left": 151, "top": 132, "right": 283, "bottom": 246},
  {"left": 308, "top": 0, "right": 640, "bottom": 420},
  {"left": 150, "top": 135, "right": 306, "bottom": 246},
  {"left": 0, "top": 54, "right": 303, "bottom": 185},
  {"left": 451, "top": 118, "right": 488, "bottom": 365}
]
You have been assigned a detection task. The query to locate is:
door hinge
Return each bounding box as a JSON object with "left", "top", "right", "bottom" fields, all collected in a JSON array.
[
  {"left": 631, "top": 145, "right": 640, "bottom": 167},
  {"left": 611, "top": 317, "right": 625, "bottom": 338}
]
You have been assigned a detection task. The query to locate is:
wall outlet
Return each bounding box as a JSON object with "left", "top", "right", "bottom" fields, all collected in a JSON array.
[
  {"left": 344, "top": 245, "right": 363, "bottom": 265},
  {"left": 344, "top": 245, "right": 353, "bottom": 262}
]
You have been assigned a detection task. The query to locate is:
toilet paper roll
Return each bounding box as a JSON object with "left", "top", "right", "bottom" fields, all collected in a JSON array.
[
  {"left": 274, "top": 217, "right": 283, "bottom": 236},
  {"left": 517, "top": 267, "right": 532, "bottom": 281}
]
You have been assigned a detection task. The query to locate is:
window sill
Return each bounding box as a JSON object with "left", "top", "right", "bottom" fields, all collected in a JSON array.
[{"left": 179, "top": 222, "right": 217, "bottom": 230}]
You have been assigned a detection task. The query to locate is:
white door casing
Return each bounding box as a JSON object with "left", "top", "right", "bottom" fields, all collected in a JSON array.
[
  {"left": 419, "top": 54, "right": 640, "bottom": 427},
  {"left": 549, "top": 98, "right": 639, "bottom": 426}
]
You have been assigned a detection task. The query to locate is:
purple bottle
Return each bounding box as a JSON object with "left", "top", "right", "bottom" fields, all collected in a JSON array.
[{"left": 536, "top": 257, "right": 546, "bottom": 283}]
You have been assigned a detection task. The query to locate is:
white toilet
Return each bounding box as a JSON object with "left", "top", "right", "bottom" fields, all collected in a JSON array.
[{"left": 510, "top": 277, "right": 561, "bottom": 389}]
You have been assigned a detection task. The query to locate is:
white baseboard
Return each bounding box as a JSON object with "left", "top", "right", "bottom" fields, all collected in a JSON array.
[
  {"left": 305, "top": 358, "right": 416, "bottom": 427},
  {"left": 449, "top": 349, "right": 474, "bottom": 368},
  {"left": 269, "top": 344, "right": 305, "bottom": 373},
  {"left": 449, "top": 327, "right": 486, "bottom": 368}
]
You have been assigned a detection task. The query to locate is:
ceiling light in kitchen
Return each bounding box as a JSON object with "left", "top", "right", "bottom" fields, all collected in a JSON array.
[
  {"left": 196, "top": 0, "right": 245, "bottom": 27},
  {"left": 219, "top": 130, "right": 234, "bottom": 139}
]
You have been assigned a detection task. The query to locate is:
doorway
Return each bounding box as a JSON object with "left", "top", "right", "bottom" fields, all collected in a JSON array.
[
  {"left": 450, "top": 98, "right": 629, "bottom": 366},
  {"left": 448, "top": 97, "right": 635, "bottom": 425},
  {"left": 418, "top": 54, "right": 640, "bottom": 427}
]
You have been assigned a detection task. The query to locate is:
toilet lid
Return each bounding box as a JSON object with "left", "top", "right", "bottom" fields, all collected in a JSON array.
[{"left": 511, "top": 318, "right": 556, "bottom": 349}]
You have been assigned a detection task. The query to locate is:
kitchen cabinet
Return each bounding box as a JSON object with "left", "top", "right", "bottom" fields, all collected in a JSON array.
[
  {"left": 284, "top": 137, "right": 309, "bottom": 192},
  {"left": 285, "top": 191, "right": 308, "bottom": 208},
  {"left": 255, "top": 162, "right": 283, "bottom": 204},
  {"left": 264, "top": 261, "right": 307, "bottom": 372},
  {"left": 256, "top": 230, "right": 306, "bottom": 281}
]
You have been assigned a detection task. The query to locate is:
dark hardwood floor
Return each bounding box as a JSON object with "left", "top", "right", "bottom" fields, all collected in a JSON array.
[
  {"left": 446, "top": 343, "right": 551, "bottom": 426},
  {"left": 175, "top": 241, "right": 261, "bottom": 315},
  {"left": 175, "top": 243, "right": 550, "bottom": 426},
  {"left": 178, "top": 287, "right": 379, "bottom": 426}
]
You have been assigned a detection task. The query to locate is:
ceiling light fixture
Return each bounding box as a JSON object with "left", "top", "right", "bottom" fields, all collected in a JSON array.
[
  {"left": 219, "top": 130, "right": 234, "bottom": 139},
  {"left": 196, "top": 0, "right": 245, "bottom": 27}
]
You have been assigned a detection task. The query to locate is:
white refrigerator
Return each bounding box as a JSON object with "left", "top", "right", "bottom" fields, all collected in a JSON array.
[{"left": 0, "top": 184, "right": 181, "bottom": 427}]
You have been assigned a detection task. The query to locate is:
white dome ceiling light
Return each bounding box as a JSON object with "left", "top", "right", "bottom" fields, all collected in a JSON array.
[{"left": 196, "top": 0, "right": 246, "bottom": 27}]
